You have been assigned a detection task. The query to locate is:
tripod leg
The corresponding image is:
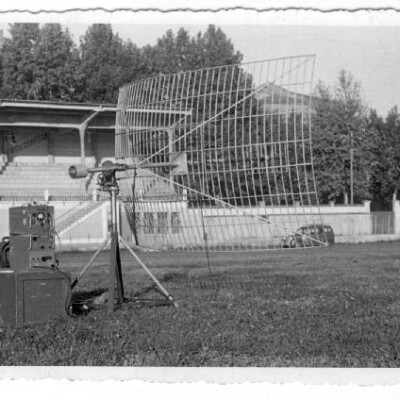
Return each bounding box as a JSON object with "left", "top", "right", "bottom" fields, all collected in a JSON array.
[
  {"left": 71, "top": 235, "right": 110, "bottom": 289},
  {"left": 108, "top": 231, "right": 125, "bottom": 313},
  {"left": 115, "top": 235, "right": 124, "bottom": 303},
  {"left": 118, "top": 235, "right": 178, "bottom": 308}
]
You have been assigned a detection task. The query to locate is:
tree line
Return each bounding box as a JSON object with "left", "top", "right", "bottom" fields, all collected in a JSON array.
[
  {"left": 0, "top": 23, "right": 242, "bottom": 103},
  {"left": 312, "top": 70, "right": 400, "bottom": 210},
  {"left": 0, "top": 23, "right": 397, "bottom": 208}
]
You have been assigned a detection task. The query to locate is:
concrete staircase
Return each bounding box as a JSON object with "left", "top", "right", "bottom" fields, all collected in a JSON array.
[{"left": 55, "top": 201, "right": 104, "bottom": 235}]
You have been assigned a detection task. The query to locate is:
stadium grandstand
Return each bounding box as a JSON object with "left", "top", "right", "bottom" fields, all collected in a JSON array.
[{"left": 0, "top": 99, "right": 121, "bottom": 249}]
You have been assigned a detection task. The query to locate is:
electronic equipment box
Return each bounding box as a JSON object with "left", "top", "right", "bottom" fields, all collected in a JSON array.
[
  {"left": 9, "top": 204, "right": 56, "bottom": 271},
  {"left": 0, "top": 204, "right": 72, "bottom": 326},
  {"left": 0, "top": 269, "right": 71, "bottom": 326}
]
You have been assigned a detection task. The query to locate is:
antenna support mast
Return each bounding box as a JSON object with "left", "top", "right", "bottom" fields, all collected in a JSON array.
[{"left": 68, "top": 161, "right": 178, "bottom": 311}]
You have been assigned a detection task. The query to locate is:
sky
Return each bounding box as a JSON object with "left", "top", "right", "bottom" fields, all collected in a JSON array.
[
  {"left": 0, "top": 22, "right": 399, "bottom": 116},
  {"left": 66, "top": 24, "right": 400, "bottom": 116}
]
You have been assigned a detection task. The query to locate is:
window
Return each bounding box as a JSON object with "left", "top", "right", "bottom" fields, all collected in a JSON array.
[
  {"left": 157, "top": 212, "right": 168, "bottom": 234},
  {"left": 171, "top": 212, "right": 181, "bottom": 233},
  {"left": 134, "top": 212, "right": 141, "bottom": 233},
  {"left": 143, "top": 212, "right": 154, "bottom": 234}
]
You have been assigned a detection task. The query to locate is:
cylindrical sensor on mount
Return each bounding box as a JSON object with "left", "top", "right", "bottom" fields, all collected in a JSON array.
[{"left": 68, "top": 164, "right": 89, "bottom": 179}]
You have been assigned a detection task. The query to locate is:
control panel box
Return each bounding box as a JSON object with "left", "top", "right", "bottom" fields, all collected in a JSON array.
[
  {"left": 0, "top": 269, "right": 71, "bottom": 326},
  {"left": 8, "top": 205, "right": 56, "bottom": 272},
  {"left": 9, "top": 204, "right": 55, "bottom": 235}
]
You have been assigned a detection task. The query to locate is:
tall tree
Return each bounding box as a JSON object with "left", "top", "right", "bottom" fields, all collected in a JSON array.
[
  {"left": 312, "top": 71, "right": 370, "bottom": 204},
  {"left": 79, "top": 24, "right": 125, "bottom": 103},
  {"left": 151, "top": 29, "right": 180, "bottom": 74},
  {"left": 30, "top": 24, "right": 81, "bottom": 101},
  {"left": 119, "top": 39, "right": 141, "bottom": 84},
  {"left": 370, "top": 106, "right": 400, "bottom": 204},
  {"left": 141, "top": 25, "right": 243, "bottom": 76},
  {"left": 1, "top": 23, "right": 40, "bottom": 99},
  {"left": 201, "top": 24, "right": 243, "bottom": 67},
  {"left": 175, "top": 28, "right": 192, "bottom": 71},
  {"left": 366, "top": 108, "right": 394, "bottom": 208}
]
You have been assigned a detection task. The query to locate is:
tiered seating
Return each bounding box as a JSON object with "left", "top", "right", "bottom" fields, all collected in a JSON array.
[
  {"left": 0, "top": 162, "right": 97, "bottom": 201},
  {"left": 0, "top": 162, "right": 183, "bottom": 202}
]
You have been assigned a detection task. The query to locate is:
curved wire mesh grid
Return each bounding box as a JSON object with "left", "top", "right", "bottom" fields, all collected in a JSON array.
[{"left": 115, "top": 55, "right": 324, "bottom": 251}]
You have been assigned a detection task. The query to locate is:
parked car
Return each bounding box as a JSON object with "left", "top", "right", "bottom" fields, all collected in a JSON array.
[{"left": 281, "top": 225, "right": 334, "bottom": 248}]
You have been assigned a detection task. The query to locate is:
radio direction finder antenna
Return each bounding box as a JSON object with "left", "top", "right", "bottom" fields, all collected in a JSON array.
[{"left": 115, "top": 55, "right": 326, "bottom": 252}]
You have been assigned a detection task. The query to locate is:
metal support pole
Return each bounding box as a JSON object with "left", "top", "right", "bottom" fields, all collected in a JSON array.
[
  {"left": 350, "top": 148, "right": 354, "bottom": 205},
  {"left": 110, "top": 187, "right": 118, "bottom": 233},
  {"left": 78, "top": 108, "right": 102, "bottom": 165},
  {"left": 107, "top": 181, "right": 124, "bottom": 312},
  {"left": 107, "top": 230, "right": 124, "bottom": 312},
  {"left": 79, "top": 125, "right": 86, "bottom": 165}
]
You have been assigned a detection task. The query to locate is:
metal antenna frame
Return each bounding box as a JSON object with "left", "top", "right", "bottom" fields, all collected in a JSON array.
[
  {"left": 69, "top": 162, "right": 178, "bottom": 311},
  {"left": 115, "top": 55, "right": 327, "bottom": 252}
]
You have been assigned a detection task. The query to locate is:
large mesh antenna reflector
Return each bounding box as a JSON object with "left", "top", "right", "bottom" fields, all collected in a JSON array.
[{"left": 116, "top": 55, "right": 323, "bottom": 251}]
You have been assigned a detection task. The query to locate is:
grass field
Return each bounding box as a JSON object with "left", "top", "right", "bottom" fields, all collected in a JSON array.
[{"left": 1, "top": 241, "right": 400, "bottom": 366}]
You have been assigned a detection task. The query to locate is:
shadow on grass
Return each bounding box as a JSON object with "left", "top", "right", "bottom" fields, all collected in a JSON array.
[
  {"left": 70, "top": 287, "right": 108, "bottom": 315},
  {"left": 71, "top": 284, "right": 174, "bottom": 314}
]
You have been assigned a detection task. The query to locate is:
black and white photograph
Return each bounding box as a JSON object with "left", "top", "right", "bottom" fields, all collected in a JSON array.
[{"left": 1, "top": 1, "right": 400, "bottom": 396}]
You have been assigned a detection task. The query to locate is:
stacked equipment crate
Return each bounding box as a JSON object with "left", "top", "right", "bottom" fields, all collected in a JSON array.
[{"left": 0, "top": 204, "right": 71, "bottom": 326}]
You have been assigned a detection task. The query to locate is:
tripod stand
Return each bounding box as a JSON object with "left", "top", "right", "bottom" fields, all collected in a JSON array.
[{"left": 69, "top": 163, "right": 177, "bottom": 312}]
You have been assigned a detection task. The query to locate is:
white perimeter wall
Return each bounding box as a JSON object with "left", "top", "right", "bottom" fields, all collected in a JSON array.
[
  {"left": 119, "top": 200, "right": 384, "bottom": 250},
  {"left": 2, "top": 197, "right": 400, "bottom": 251},
  {"left": 0, "top": 193, "right": 400, "bottom": 250}
]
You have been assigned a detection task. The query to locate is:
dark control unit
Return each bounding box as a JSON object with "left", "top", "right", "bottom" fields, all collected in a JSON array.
[
  {"left": 0, "top": 204, "right": 71, "bottom": 326},
  {"left": 9, "top": 204, "right": 57, "bottom": 271},
  {"left": 0, "top": 269, "right": 70, "bottom": 326}
]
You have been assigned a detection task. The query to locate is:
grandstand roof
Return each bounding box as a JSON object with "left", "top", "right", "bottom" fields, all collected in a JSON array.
[{"left": 0, "top": 99, "right": 117, "bottom": 132}]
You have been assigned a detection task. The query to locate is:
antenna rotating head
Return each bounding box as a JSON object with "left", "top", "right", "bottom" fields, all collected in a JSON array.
[{"left": 101, "top": 160, "right": 115, "bottom": 180}]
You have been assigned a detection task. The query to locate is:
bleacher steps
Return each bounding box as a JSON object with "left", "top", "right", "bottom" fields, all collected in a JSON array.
[{"left": 56, "top": 201, "right": 105, "bottom": 235}]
